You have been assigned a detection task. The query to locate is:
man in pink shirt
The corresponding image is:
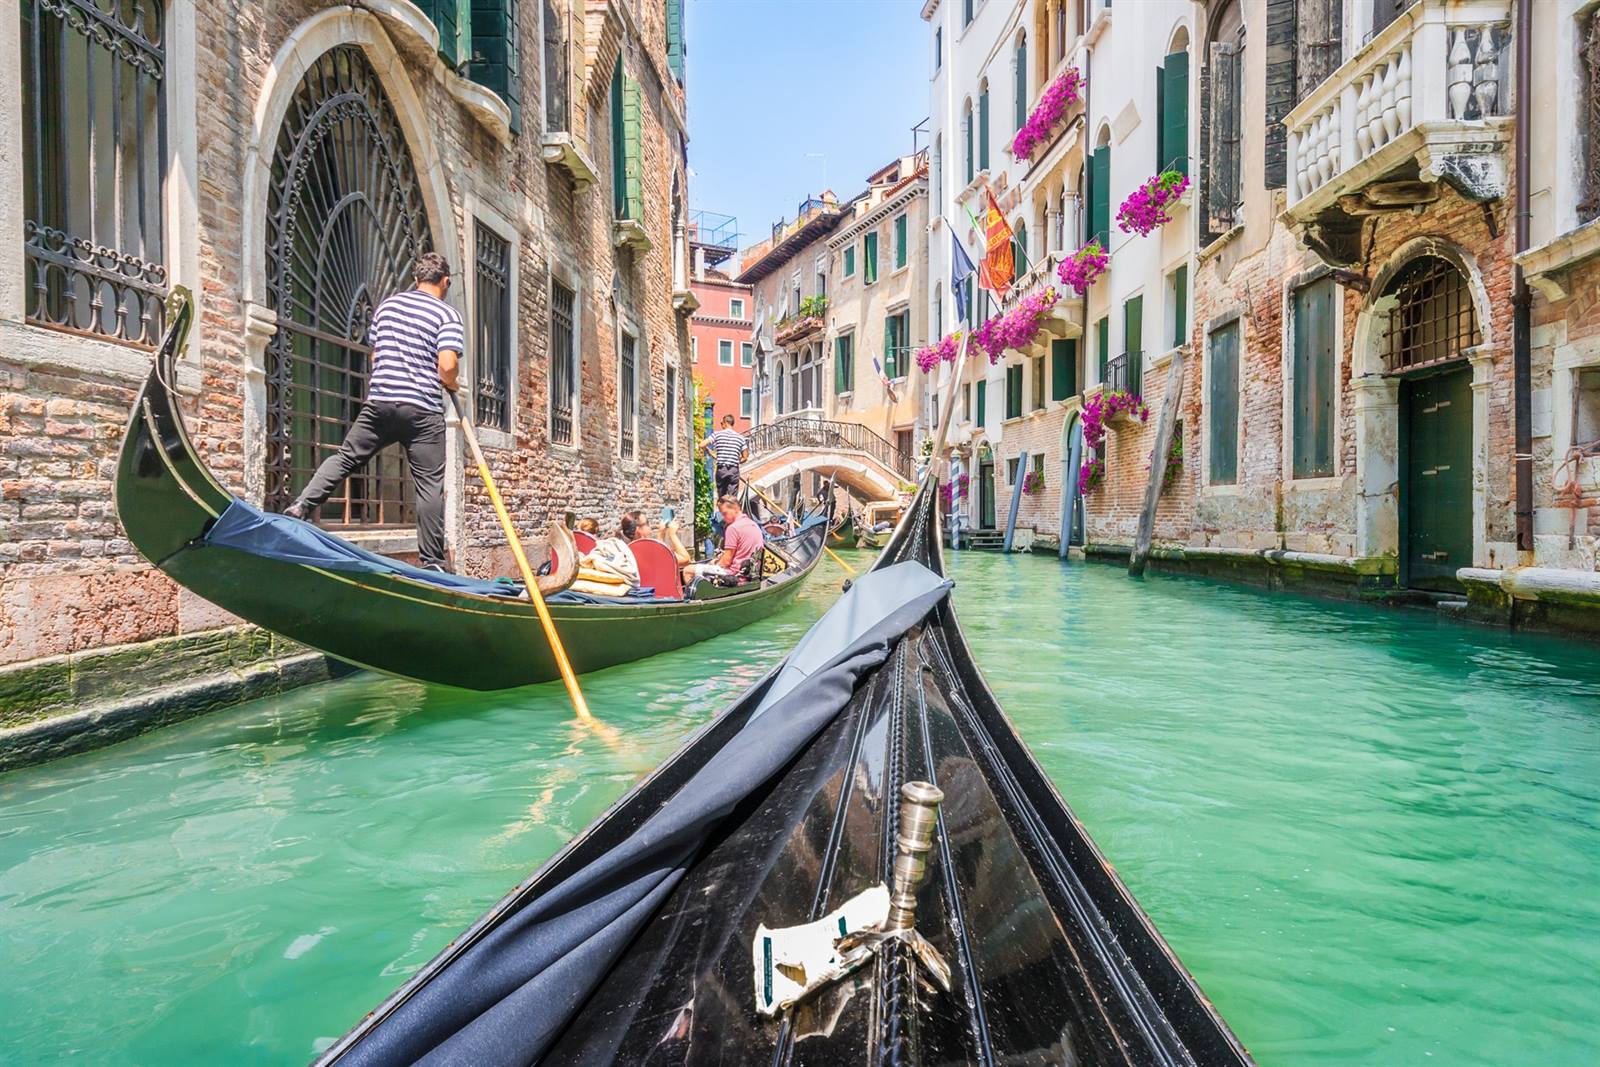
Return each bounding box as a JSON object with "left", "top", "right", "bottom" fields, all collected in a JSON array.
[{"left": 683, "top": 496, "right": 764, "bottom": 584}]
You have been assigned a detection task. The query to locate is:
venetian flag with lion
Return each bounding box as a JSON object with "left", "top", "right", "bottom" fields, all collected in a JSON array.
[{"left": 978, "top": 186, "right": 1015, "bottom": 299}]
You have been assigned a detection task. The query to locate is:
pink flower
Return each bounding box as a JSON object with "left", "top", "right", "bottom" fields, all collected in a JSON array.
[
  {"left": 1012, "top": 68, "right": 1085, "bottom": 162},
  {"left": 1079, "top": 389, "right": 1148, "bottom": 452},
  {"left": 915, "top": 330, "right": 964, "bottom": 374},
  {"left": 1056, "top": 241, "right": 1108, "bottom": 295},
  {"left": 1077, "top": 456, "right": 1104, "bottom": 495},
  {"left": 971, "top": 286, "right": 1060, "bottom": 364},
  {"left": 1116, "top": 170, "right": 1189, "bottom": 238}
]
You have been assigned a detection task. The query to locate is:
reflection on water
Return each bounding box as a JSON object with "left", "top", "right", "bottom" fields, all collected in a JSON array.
[{"left": 1, "top": 550, "right": 1598, "bottom": 1065}]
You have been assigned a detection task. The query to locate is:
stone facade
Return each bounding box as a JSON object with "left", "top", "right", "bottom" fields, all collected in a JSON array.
[{"left": 1, "top": 1, "right": 692, "bottom": 678}]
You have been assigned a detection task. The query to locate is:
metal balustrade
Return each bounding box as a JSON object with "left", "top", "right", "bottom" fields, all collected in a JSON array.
[{"left": 746, "top": 416, "right": 914, "bottom": 481}]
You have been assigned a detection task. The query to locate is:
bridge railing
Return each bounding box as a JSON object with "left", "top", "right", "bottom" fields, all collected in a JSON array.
[{"left": 747, "top": 416, "right": 914, "bottom": 481}]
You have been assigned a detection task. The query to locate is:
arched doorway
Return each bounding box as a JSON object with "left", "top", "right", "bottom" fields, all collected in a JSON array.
[
  {"left": 1381, "top": 254, "right": 1480, "bottom": 589},
  {"left": 1059, "top": 411, "right": 1085, "bottom": 548},
  {"left": 264, "top": 45, "right": 431, "bottom": 526}
]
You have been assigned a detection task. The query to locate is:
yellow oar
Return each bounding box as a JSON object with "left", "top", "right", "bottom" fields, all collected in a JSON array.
[
  {"left": 447, "top": 392, "right": 592, "bottom": 721},
  {"left": 743, "top": 480, "right": 857, "bottom": 577}
]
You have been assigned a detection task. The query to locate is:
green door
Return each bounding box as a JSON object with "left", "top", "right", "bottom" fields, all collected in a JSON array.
[
  {"left": 979, "top": 459, "right": 996, "bottom": 529},
  {"left": 1401, "top": 367, "right": 1472, "bottom": 591}
]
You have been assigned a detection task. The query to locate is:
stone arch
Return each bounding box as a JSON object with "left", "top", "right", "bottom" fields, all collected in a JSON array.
[
  {"left": 1354, "top": 235, "right": 1494, "bottom": 378},
  {"left": 1166, "top": 21, "right": 1191, "bottom": 56},
  {"left": 749, "top": 454, "right": 900, "bottom": 502}
]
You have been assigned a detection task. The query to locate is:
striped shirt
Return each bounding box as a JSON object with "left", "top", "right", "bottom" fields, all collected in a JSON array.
[
  {"left": 708, "top": 428, "right": 747, "bottom": 466},
  {"left": 366, "top": 289, "right": 465, "bottom": 413}
]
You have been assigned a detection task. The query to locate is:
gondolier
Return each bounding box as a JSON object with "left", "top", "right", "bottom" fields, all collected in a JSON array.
[
  {"left": 284, "top": 252, "right": 463, "bottom": 571},
  {"left": 700, "top": 414, "right": 748, "bottom": 499}
]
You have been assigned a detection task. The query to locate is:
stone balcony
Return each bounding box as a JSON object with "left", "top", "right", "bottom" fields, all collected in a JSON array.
[{"left": 1282, "top": 0, "right": 1512, "bottom": 265}]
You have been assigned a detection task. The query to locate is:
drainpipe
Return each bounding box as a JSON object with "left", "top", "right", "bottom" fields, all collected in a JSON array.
[{"left": 1512, "top": 0, "right": 1533, "bottom": 554}]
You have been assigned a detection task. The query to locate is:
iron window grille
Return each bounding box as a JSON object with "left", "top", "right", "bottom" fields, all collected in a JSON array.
[
  {"left": 619, "top": 332, "right": 637, "bottom": 458},
  {"left": 1382, "top": 256, "right": 1480, "bottom": 374},
  {"left": 474, "top": 222, "right": 513, "bottom": 432},
  {"left": 22, "top": 0, "right": 168, "bottom": 346},
  {"left": 264, "top": 45, "right": 428, "bottom": 527},
  {"left": 549, "top": 281, "right": 576, "bottom": 445}
]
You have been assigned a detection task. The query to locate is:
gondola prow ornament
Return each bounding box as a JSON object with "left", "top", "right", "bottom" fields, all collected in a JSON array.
[{"left": 752, "top": 781, "right": 951, "bottom": 1016}]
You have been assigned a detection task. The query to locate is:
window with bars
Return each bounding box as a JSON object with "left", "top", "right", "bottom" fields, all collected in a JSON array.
[
  {"left": 549, "top": 280, "right": 577, "bottom": 444},
  {"left": 473, "top": 222, "right": 512, "bottom": 432},
  {"left": 22, "top": 0, "right": 168, "bottom": 346},
  {"left": 619, "top": 331, "right": 637, "bottom": 458},
  {"left": 1382, "top": 256, "right": 1480, "bottom": 373}
]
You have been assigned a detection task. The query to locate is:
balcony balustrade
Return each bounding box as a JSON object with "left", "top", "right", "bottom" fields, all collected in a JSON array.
[{"left": 1282, "top": 0, "right": 1511, "bottom": 264}]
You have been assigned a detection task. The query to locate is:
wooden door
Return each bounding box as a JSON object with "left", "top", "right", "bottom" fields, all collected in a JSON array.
[
  {"left": 1401, "top": 367, "right": 1472, "bottom": 590},
  {"left": 979, "top": 460, "right": 996, "bottom": 529}
]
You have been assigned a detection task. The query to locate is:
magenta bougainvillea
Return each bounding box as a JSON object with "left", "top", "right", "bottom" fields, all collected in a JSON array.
[
  {"left": 1077, "top": 455, "right": 1104, "bottom": 495},
  {"left": 1076, "top": 389, "right": 1148, "bottom": 493},
  {"left": 1116, "top": 170, "right": 1190, "bottom": 238},
  {"left": 1056, "top": 242, "right": 1109, "bottom": 295},
  {"left": 971, "top": 286, "right": 1060, "bottom": 364},
  {"left": 1022, "top": 468, "right": 1045, "bottom": 496},
  {"left": 915, "top": 330, "right": 964, "bottom": 374},
  {"left": 1012, "top": 67, "right": 1085, "bottom": 162},
  {"left": 939, "top": 472, "right": 971, "bottom": 509}
]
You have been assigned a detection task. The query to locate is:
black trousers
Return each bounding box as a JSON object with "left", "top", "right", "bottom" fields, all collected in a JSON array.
[
  {"left": 715, "top": 462, "right": 741, "bottom": 499},
  {"left": 294, "top": 400, "right": 448, "bottom": 569}
]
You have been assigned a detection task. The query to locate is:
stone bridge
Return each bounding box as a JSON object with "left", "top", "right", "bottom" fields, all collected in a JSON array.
[{"left": 741, "top": 416, "right": 913, "bottom": 501}]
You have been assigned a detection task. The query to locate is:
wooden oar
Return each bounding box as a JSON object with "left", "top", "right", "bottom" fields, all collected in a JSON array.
[
  {"left": 743, "top": 479, "right": 858, "bottom": 577},
  {"left": 446, "top": 392, "right": 593, "bottom": 721}
]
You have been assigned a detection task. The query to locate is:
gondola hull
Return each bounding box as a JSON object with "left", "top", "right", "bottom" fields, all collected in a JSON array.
[
  {"left": 113, "top": 298, "right": 824, "bottom": 691},
  {"left": 319, "top": 455, "right": 1252, "bottom": 1064}
]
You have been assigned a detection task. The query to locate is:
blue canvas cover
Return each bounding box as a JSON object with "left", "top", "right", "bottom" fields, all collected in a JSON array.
[
  {"left": 202, "top": 498, "right": 522, "bottom": 598},
  {"left": 333, "top": 561, "right": 952, "bottom": 1066}
]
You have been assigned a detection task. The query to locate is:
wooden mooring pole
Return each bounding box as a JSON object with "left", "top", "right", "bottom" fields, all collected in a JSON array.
[{"left": 1129, "top": 351, "right": 1185, "bottom": 578}]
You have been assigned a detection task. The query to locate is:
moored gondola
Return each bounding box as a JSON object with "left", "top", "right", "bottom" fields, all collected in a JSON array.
[
  {"left": 113, "top": 293, "right": 825, "bottom": 691},
  {"left": 315, "top": 385, "right": 1253, "bottom": 1064}
]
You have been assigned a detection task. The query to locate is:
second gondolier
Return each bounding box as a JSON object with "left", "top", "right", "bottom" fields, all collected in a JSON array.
[{"left": 701, "top": 414, "right": 748, "bottom": 498}]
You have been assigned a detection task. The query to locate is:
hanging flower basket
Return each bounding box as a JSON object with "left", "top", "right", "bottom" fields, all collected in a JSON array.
[
  {"left": 1116, "top": 170, "right": 1190, "bottom": 238},
  {"left": 971, "top": 287, "right": 1060, "bottom": 364},
  {"left": 1021, "top": 469, "right": 1045, "bottom": 497},
  {"left": 1012, "top": 67, "right": 1084, "bottom": 162},
  {"left": 1056, "top": 242, "right": 1108, "bottom": 295},
  {"left": 1080, "top": 389, "right": 1148, "bottom": 453},
  {"left": 915, "top": 330, "right": 963, "bottom": 374},
  {"left": 1077, "top": 455, "right": 1104, "bottom": 495},
  {"left": 939, "top": 472, "right": 971, "bottom": 510}
]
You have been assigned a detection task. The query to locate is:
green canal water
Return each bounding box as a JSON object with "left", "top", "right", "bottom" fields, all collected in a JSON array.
[{"left": 2, "top": 552, "right": 1598, "bottom": 1065}]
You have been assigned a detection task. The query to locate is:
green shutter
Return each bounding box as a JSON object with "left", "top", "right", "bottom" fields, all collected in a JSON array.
[
  {"left": 976, "top": 379, "right": 987, "bottom": 427},
  {"left": 864, "top": 233, "right": 878, "bottom": 284},
  {"left": 1156, "top": 61, "right": 1165, "bottom": 171},
  {"left": 965, "top": 109, "right": 975, "bottom": 182},
  {"left": 417, "top": 0, "right": 460, "bottom": 65},
  {"left": 978, "top": 89, "right": 990, "bottom": 172},
  {"left": 835, "top": 336, "right": 848, "bottom": 393},
  {"left": 1162, "top": 51, "right": 1190, "bottom": 175},
  {"left": 1006, "top": 365, "right": 1023, "bottom": 419},
  {"left": 471, "top": 0, "right": 520, "bottom": 133},
  {"left": 623, "top": 76, "right": 644, "bottom": 220},
  {"left": 666, "top": 0, "right": 685, "bottom": 82},
  {"left": 610, "top": 57, "right": 625, "bottom": 217},
  {"left": 1015, "top": 40, "right": 1028, "bottom": 132},
  {"left": 1173, "top": 264, "right": 1188, "bottom": 347},
  {"left": 1123, "top": 294, "right": 1143, "bottom": 395},
  {"left": 1096, "top": 315, "right": 1109, "bottom": 382},
  {"left": 844, "top": 246, "right": 855, "bottom": 277},
  {"left": 1051, "top": 338, "right": 1076, "bottom": 400},
  {"left": 895, "top": 215, "right": 908, "bottom": 268},
  {"left": 883, "top": 318, "right": 895, "bottom": 380},
  {"left": 1208, "top": 322, "right": 1239, "bottom": 484},
  {"left": 1090, "top": 145, "right": 1111, "bottom": 247},
  {"left": 1293, "top": 277, "right": 1336, "bottom": 478}
]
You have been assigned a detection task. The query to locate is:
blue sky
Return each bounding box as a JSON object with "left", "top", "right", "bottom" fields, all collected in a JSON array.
[{"left": 685, "top": 0, "right": 929, "bottom": 262}]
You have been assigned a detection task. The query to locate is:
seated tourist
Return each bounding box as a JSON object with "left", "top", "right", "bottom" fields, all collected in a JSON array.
[
  {"left": 576, "top": 517, "right": 600, "bottom": 535},
  {"left": 683, "top": 496, "right": 763, "bottom": 585},
  {"left": 570, "top": 516, "right": 641, "bottom": 596}
]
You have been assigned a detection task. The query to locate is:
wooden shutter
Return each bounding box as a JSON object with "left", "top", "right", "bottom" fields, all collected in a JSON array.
[
  {"left": 1265, "top": 0, "right": 1295, "bottom": 187},
  {"left": 1296, "top": 0, "right": 1342, "bottom": 103},
  {"left": 896, "top": 214, "right": 908, "bottom": 267},
  {"left": 610, "top": 57, "right": 625, "bottom": 217},
  {"left": 1172, "top": 264, "right": 1188, "bottom": 347},
  {"left": 623, "top": 76, "right": 644, "bottom": 220},
  {"left": 666, "top": 0, "right": 686, "bottom": 82},
  {"left": 844, "top": 246, "right": 854, "bottom": 276},
  {"left": 1089, "top": 145, "right": 1110, "bottom": 247},
  {"left": 864, "top": 233, "right": 878, "bottom": 283},
  {"left": 1162, "top": 51, "right": 1189, "bottom": 175},
  {"left": 1206, "top": 42, "right": 1240, "bottom": 232},
  {"left": 544, "top": 0, "right": 569, "bottom": 132},
  {"left": 1292, "top": 277, "right": 1337, "bottom": 478},
  {"left": 1015, "top": 40, "right": 1028, "bottom": 132},
  {"left": 978, "top": 89, "right": 990, "bottom": 171},
  {"left": 1033, "top": 355, "right": 1045, "bottom": 409},
  {"left": 418, "top": 0, "right": 460, "bottom": 65},
  {"left": 1123, "top": 295, "right": 1143, "bottom": 395},
  {"left": 835, "top": 336, "right": 848, "bottom": 393},
  {"left": 472, "top": 0, "right": 521, "bottom": 133},
  {"left": 1006, "top": 365, "right": 1023, "bottom": 419},
  {"left": 1051, "top": 338, "right": 1076, "bottom": 400},
  {"left": 1097, "top": 315, "right": 1109, "bottom": 382},
  {"left": 883, "top": 318, "right": 895, "bottom": 382},
  {"left": 965, "top": 109, "right": 974, "bottom": 183},
  {"left": 976, "top": 379, "right": 987, "bottom": 426},
  {"left": 1208, "top": 322, "right": 1239, "bottom": 484}
]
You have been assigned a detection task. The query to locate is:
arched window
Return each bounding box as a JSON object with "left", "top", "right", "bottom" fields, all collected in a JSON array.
[
  {"left": 978, "top": 79, "right": 990, "bottom": 172},
  {"left": 1382, "top": 255, "right": 1481, "bottom": 373},
  {"left": 774, "top": 359, "right": 787, "bottom": 413},
  {"left": 1015, "top": 32, "right": 1029, "bottom": 133},
  {"left": 963, "top": 98, "right": 975, "bottom": 184},
  {"left": 1202, "top": 1, "right": 1244, "bottom": 241},
  {"left": 1158, "top": 28, "right": 1190, "bottom": 176}
]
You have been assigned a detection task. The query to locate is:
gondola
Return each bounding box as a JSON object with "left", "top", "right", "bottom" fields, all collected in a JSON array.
[
  {"left": 316, "top": 359, "right": 1253, "bottom": 1064},
  {"left": 114, "top": 293, "right": 825, "bottom": 691}
]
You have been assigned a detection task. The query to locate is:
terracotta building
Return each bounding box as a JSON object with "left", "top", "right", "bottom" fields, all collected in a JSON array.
[
  {"left": 686, "top": 211, "right": 754, "bottom": 430},
  {"left": 1, "top": 0, "right": 694, "bottom": 740}
]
